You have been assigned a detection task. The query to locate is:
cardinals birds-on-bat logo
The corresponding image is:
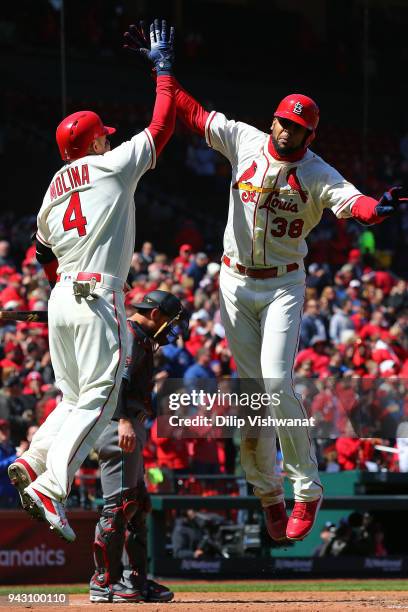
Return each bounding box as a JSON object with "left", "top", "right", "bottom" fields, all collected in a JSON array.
[
  {"left": 233, "top": 161, "right": 257, "bottom": 188},
  {"left": 234, "top": 162, "right": 308, "bottom": 205}
]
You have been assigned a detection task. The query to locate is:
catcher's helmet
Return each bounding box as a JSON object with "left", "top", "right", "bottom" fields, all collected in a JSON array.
[
  {"left": 132, "top": 290, "right": 189, "bottom": 345},
  {"left": 56, "top": 111, "right": 116, "bottom": 161},
  {"left": 274, "top": 94, "right": 319, "bottom": 146}
]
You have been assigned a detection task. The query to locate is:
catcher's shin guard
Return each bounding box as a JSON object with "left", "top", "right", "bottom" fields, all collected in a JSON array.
[
  {"left": 123, "top": 508, "right": 148, "bottom": 578},
  {"left": 93, "top": 500, "right": 126, "bottom": 585},
  {"left": 122, "top": 484, "right": 151, "bottom": 579}
]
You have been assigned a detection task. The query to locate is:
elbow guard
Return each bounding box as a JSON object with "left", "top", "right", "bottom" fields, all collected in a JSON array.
[
  {"left": 36, "top": 238, "right": 56, "bottom": 265},
  {"left": 36, "top": 238, "right": 58, "bottom": 286}
]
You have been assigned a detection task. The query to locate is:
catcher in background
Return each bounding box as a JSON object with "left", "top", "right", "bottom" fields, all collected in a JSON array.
[{"left": 90, "top": 290, "right": 188, "bottom": 604}]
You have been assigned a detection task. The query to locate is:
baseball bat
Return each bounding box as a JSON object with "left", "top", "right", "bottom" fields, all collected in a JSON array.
[{"left": 0, "top": 310, "right": 48, "bottom": 323}]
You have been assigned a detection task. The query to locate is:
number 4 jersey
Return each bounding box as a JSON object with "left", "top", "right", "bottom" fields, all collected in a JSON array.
[
  {"left": 36, "top": 130, "right": 156, "bottom": 283},
  {"left": 205, "top": 111, "right": 362, "bottom": 268}
]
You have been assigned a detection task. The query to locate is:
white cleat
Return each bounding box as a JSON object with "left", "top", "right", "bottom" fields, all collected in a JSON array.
[
  {"left": 24, "top": 485, "right": 76, "bottom": 543},
  {"left": 8, "top": 461, "right": 44, "bottom": 522}
]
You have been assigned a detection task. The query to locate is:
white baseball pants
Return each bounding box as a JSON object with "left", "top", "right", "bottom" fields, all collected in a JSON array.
[
  {"left": 22, "top": 282, "right": 127, "bottom": 502},
  {"left": 219, "top": 263, "right": 323, "bottom": 506}
]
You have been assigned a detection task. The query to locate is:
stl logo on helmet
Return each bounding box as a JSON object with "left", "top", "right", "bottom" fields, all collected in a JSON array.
[{"left": 293, "top": 102, "right": 303, "bottom": 115}]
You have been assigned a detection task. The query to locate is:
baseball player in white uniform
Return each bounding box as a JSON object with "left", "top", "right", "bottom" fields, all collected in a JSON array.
[
  {"left": 172, "top": 87, "right": 405, "bottom": 542},
  {"left": 125, "top": 25, "right": 407, "bottom": 543},
  {"left": 8, "top": 20, "right": 176, "bottom": 542}
]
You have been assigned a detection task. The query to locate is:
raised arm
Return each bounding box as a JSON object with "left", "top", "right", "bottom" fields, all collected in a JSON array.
[
  {"left": 147, "top": 75, "right": 176, "bottom": 158},
  {"left": 320, "top": 162, "right": 407, "bottom": 226},
  {"left": 123, "top": 23, "right": 258, "bottom": 164},
  {"left": 124, "top": 19, "right": 176, "bottom": 159},
  {"left": 174, "top": 81, "right": 210, "bottom": 137}
]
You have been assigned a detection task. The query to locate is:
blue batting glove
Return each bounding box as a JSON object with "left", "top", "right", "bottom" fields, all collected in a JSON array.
[
  {"left": 124, "top": 19, "right": 175, "bottom": 75},
  {"left": 375, "top": 186, "right": 408, "bottom": 217}
]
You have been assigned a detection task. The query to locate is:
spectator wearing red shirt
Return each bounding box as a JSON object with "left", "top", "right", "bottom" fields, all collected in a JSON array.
[
  {"left": 371, "top": 339, "right": 402, "bottom": 372},
  {"left": 295, "top": 337, "right": 330, "bottom": 375},
  {"left": 150, "top": 419, "right": 190, "bottom": 473},
  {"left": 311, "top": 382, "right": 341, "bottom": 437},
  {"left": 350, "top": 340, "right": 372, "bottom": 375},
  {"left": 335, "top": 437, "right": 361, "bottom": 470},
  {"left": 359, "top": 311, "right": 391, "bottom": 342},
  {"left": 0, "top": 286, "right": 26, "bottom": 310},
  {"left": 173, "top": 244, "right": 194, "bottom": 271},
  {"left": 350, "top": 300, "right": 371, "bottom": 333},
  {"left": 373, "top": 270, "right": 396, "bottom": 296},
  {"left": 0, "top": 343, "right": 24, "bottom": 374},
  {"left": 185, "top": 310, "right": 212, "bottom": 356},
  {"left": 23, "top": 371, "right": 43, "bottom": 397}
]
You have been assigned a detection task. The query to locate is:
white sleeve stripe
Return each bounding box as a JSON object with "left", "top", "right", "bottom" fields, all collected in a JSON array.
[
  {"left": 36, "top": 231, "right": 51, "bottom": 247},
  {"left": 205, "top": 111, "right": 217, "bottom": 148},
  {"left": 144, "top": 128, "right": 156, "bottom": 170},
  {"left": 336, "top": 193, "right": 360, "bottom": 214}
]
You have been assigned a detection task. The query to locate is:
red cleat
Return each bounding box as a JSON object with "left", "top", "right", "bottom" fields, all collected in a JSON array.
[
  {"left": 286, "top": 498, "right": 322, "bottom": 541},
  {"left": 24, "top": 485, "right": 76, "bottom": 543},
  {"left": 264, "top": 501, "right": 288, "bottom": 542}
]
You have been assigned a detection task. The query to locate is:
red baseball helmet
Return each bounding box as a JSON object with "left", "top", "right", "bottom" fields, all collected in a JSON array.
[
  {"left": 56, "top": 111, "right": 116, "bottom": 161},
  {"left": 274, "top": 94, "right": 319, "bottom": 146}
]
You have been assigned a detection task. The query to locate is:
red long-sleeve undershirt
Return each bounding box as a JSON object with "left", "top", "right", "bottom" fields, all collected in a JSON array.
[
  {"left": 175, "top": 81, "right": 209, "bottom": 137},
  {"left": 175, "top": 81, "right": 307, "bottom": 162},
  {"left": 146, "top": 75, "right": 176, "bottom": 158},
  {"left": 350, "top": 195, "right": 384, "bottom": 225}
]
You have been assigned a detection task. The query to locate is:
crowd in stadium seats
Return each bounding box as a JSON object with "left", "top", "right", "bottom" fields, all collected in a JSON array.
[{"left": 1, "top": 206, "right": 408, "bottom": 507}]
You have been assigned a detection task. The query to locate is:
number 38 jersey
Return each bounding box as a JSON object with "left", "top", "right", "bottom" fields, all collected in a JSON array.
[
  {"left": 205, "top": 112, "right": 362, "bottom": 268},
  {"left": 37, "top": 130, "right": 156, "bottom": 283}
]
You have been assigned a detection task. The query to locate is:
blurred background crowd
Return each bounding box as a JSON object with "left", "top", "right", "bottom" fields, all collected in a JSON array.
[{"left": 1, "top": 229, "right": 408, "bottom": 510}]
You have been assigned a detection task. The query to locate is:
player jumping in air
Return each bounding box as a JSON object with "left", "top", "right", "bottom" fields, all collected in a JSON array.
[
  {"left": 125, "top": 22, "right": 407, "bottom": 543},
  {"left": 8, "top": 19, "right": 176, "bottom": 542}
]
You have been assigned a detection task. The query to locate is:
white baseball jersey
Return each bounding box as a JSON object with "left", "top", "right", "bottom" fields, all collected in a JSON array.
[
  {"left": 205, "top": 112, "right": 362, "bottom": 268},
  {"left": 37, "top": 129, "right": 156, "bottom": 283}
]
